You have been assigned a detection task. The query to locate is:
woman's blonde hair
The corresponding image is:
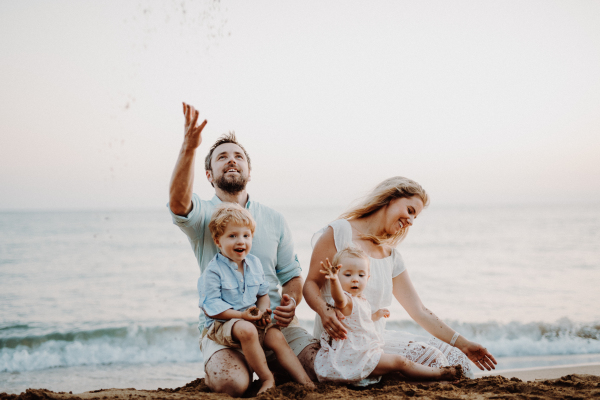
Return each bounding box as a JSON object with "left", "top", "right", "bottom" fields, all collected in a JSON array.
[
  {"left": 209, "top": 202, "right": 256, "bottom": 242},
  {"left": 339, "top": 176, "right": 429, "bottom": 247}
]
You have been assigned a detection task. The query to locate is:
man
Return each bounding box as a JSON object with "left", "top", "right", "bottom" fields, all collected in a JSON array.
[{"left": 168, "top": 103, "right": 319, "bottom": 397}]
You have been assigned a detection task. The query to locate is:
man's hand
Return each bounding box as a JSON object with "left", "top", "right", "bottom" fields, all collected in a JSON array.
[
  {"left": 273, "top": 294, "right": 296, "bottom": 328},
  {"left": 319, "top": 258, "right": 341, "bottom": 281},
  {"left": 241, "top": 306, "right": 263, "bottom": 322},
  {"left": 182, "top": 102, "right": 207, "bottom": 150}
]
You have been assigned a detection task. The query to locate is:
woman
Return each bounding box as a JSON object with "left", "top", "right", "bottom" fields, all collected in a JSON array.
[{"left": 303, "top": 177, "right": 497, "bottom": 378}]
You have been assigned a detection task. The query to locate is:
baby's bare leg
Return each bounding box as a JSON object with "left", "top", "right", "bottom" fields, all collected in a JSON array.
[
  {"left": 231, "top": 321, "right": 274, "bottom": 393},
  {"left": 264, "top": 328, "right": 315, "bottom": 387},
  {"left": 370, "top": 353, "right": 462, "bottom": 380}
]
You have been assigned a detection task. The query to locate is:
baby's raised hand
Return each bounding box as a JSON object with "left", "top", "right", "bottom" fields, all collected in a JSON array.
[
  {"left": 242, "top": 306, "right": 263, "bottom": 322},
  {"left": 320, "top": 258, "right": 341, "bottom": 281}
]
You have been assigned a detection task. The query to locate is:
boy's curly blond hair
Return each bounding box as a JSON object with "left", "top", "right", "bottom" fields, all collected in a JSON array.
[{"left": 209, "top": 202, "right": 256, "bottom": 242}]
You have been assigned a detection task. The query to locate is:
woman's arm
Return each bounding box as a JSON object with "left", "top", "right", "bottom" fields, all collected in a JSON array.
[
  {"left": 303, "top": 227, "right": 348, "bottom": 340},
  {"left": 392, "top": 271, "right": 497, "bottom": 371}
]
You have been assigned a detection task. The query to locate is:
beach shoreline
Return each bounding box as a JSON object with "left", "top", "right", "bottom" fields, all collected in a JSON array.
[{"left": 2, "top": 364, "right": 599, "bottom": 400}]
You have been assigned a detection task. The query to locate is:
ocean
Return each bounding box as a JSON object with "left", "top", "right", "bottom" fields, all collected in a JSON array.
[{"left": 1, "top": 204, "right": 599, "bottom": 393}]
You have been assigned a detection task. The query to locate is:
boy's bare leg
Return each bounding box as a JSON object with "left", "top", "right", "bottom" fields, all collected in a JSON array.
[
  {"left": 264, "top": 329, "right": 315, "bottom": 387},
  {"left": 370, "top": 353, "right": 462, "bottom": 380},
  {"left": 204, "top": 349, "right": 251, "bottom": 397},
  {"left": 232, "top": 321, "right": 275, "bottom": 394}
]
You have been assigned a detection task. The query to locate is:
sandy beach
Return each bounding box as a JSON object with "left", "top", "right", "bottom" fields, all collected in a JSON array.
[{"left": 3, "top": 364, "right": 599, "bottom": 400}]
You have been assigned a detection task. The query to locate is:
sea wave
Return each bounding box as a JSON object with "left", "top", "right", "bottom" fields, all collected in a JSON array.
[
  {"left": 1, "top": 318, "right": 599, "bottom": 372},
  {"left": 384, "top": 318, "right": 600, "bottom": 357},
  {"left": 0, "top": 324, "right": 201, "bottom": 372}
]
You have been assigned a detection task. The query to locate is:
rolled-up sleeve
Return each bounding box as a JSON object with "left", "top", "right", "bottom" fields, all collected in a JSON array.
[
  {"left": 199, "top": 269, "right": 233, "bottom": 317},
  {"left": 168, "top": 194, "right": 204, "bottom": 241},
  {"left": 275, "top": 217, "right": 302, "bottom": 285}
]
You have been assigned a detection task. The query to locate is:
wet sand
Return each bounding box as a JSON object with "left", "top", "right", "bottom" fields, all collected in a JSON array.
[{"left": 2, "top": 365, "right": 600, "bottom": 400}]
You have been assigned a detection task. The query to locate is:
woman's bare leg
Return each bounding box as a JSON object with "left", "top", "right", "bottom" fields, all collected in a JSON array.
[
  {"left": 264, "top": 329, "right": 315, "bottom": 387},
  {"left": 232, "top": 321, "right": 274, "bottom": 394},
  {"left": 370, "top": 353, "right": 462, "bottom": 380}
]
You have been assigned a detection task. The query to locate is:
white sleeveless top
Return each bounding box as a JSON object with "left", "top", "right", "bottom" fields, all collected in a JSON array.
[{"left": 312, "top": 219, "right": 406, "bottom": 338}]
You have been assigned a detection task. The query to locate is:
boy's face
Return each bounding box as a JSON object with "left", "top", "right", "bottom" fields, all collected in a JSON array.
[
  {"left": 337, "top": 256, "right": 370, "bottom": 295},
  {"left": 214, "top": 222, "right": 253, "bottom": 266}
]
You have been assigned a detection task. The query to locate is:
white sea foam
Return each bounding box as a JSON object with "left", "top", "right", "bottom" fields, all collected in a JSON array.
[{"left": 1, "top": 319, "right": 599, "bottom": 373}]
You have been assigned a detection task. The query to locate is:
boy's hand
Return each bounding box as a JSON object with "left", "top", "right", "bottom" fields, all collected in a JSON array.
[
  {"left": 319, "top": 258, "right": 341, "bottom": 281},
  {"left": 241, "top": 306, "right": 263, "bottom": 322},
  {"left": 372, "top": 308, "right": 390, "bottom": 322},
  {"left": 256, "top": 308, "right": 272, "bottom": 327}
]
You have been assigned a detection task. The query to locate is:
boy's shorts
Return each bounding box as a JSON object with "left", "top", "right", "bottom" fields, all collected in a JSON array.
[
  {"left": 204, "top": 318, "right": 280, "bottom": 349},
  {"left": 200, "top": 316, "right": 318, "bottom": 372}
]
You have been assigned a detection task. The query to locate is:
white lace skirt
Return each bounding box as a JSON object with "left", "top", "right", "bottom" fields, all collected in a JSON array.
[{"left": 381, "top": 329, "right": 475, "bottom": 378}]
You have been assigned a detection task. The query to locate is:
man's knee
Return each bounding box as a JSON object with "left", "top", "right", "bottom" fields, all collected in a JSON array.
[
  {"left": 298, "top": 342, "right": 320, "bottom": 381},
  {"left": 207, "top": 377, "right": 248, "bottom": 397},
  {"left": 205, "top": 350, "right": 251, "bottom": 397}
]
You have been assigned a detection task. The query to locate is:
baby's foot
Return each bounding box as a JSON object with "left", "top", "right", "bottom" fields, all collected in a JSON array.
[
  {"left": 440, "top": 365, "right": 464, "bottom": 381},
  {"left": 257, "top": 378, "right": 275, "bottom": 394}
]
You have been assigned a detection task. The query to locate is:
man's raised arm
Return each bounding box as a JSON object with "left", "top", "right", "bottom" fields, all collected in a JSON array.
[{"left": 169, "top": 102, "right": 207, "bottom": 216}]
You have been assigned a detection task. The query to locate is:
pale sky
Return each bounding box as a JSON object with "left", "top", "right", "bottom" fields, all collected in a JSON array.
[{"left": 1, "top": 0, "right": 599, "bottom": 210}]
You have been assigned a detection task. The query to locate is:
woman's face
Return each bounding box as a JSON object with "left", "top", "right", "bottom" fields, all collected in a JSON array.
[{"left": 382, "top": 196, "right": 424, "bottom": 235}]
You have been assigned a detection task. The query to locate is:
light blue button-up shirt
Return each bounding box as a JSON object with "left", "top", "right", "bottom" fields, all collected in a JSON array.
[
  {"left": 198, "top": 253, "right": 270, "bottom": 329},
  {"left": 169, "top": 193, "right": 301, "bottom": 331}
]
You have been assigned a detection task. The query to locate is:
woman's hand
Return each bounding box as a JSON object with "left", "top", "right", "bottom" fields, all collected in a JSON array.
[
  {"left": 320, "top": 303, "right": 348, "bottom": 340},
  {"left": 459, "top": 340, "right": 497, "bottom": 371},
  {"left": 241, "top": 306, "right": 263, "bottom": 322}
]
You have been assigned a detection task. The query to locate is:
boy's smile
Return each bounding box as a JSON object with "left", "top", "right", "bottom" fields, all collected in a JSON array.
[{"left": 214, "top": 222, "right": 253, "bottom": 268}]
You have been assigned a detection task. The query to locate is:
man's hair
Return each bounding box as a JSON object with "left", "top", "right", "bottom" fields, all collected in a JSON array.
[
  {"left": 204, "top": 132, "right": 252, "bottom": 171},
  {"left": 209, "top": 202, "right": 256, "bottom": 242},
  {"left": 332, "top": 246, "right": 370, "bottom": 271}
]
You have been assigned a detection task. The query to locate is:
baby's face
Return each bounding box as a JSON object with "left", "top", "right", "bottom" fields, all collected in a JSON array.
[{"left": 337, "top": 256, "right": 370, "bottom": 295}]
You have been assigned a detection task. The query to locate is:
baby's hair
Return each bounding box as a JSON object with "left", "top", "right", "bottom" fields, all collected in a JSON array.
[
  {"left": 332, "top": 246, "right": 370, "bottom": 271},
  {"left": 209, "top": 202, "right": 256, "bottom": 242}
]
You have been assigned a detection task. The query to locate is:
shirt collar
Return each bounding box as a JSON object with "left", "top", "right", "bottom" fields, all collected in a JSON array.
[
  {"left": 216, "top": 252, "right": 246, "bottom": 271},
  {"left": 211, "top": 194, "right": 252, "bottom": 209}
]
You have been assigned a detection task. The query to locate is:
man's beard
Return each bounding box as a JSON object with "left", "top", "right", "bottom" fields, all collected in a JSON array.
[{"left": 214, "top": 173, "right": 248, "bottom": 194}]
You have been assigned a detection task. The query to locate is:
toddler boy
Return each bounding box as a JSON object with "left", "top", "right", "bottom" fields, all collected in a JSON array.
[{"left": 198, "top": 203, "right": 314, "bottom": 394}]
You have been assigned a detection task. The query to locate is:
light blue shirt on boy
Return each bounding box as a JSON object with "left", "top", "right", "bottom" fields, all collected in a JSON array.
[
  {"left": 198, "top": 253, "right": 270, "bottom": 329},
  {"left": 169, "top": 193, "right": 301, "bottom": 331}
]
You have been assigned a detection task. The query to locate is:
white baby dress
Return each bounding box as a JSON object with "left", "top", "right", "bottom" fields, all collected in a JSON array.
[{"left": 314, "top": 292, "right": 384, "bottom": 385}]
